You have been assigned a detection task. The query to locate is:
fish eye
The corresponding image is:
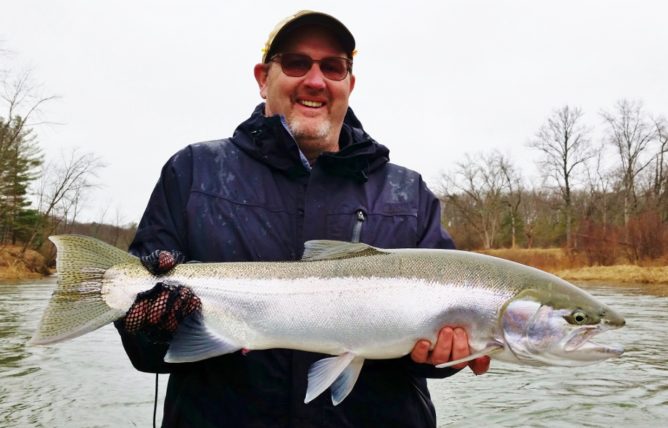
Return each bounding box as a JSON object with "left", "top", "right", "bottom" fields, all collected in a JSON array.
[{"left": 564, "top": 310, "right": 588, "bottom": 325}]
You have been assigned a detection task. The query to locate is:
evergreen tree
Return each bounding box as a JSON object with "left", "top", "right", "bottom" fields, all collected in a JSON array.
[{"left": 0, "top": 115, "right": 43, "bottom": 244}]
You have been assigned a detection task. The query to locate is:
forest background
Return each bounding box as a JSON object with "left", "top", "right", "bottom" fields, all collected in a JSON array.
[{"left": 1, "top": 39, "right": 667, "bottom": 283}]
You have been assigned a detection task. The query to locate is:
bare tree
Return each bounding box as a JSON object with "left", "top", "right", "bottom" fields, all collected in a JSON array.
[
  {"left": 529, "top": 106, "right": 593, "bottom": 250},
  {"left": 1, "top": 71, "right": 58, "bottom": 148},
  {"left": 440, "top": 151, "right": 509, "bottom": 249},
  {"left": 23, "top": 148, "right": 105, "bottom": 251},
  {"left": 498, "top": 156, "right": 523, "bottom": 248},
  {"left": 1, "top": 69, "right": 56, "bottom": 245},
  {"left": 650, "top": 116, "right": 668, "bottom": 216},
  {"left": 601, "top": 99, "right": 657, "bottom": 227}
]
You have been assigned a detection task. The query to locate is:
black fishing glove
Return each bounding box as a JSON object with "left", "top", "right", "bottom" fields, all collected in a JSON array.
[
  {"left": 118, "top": 249, "right": 198, "bottom": 343},
  {"left": 140, "top": 249, "right": 186, "bottom": 275},
  {"left": 122, "top": 282, "right": 202, "bottom": 343}
]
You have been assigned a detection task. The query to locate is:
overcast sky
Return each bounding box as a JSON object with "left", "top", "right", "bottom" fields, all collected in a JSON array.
[{"left": 1, "top": 0, "right": 666, "bottom": 224}]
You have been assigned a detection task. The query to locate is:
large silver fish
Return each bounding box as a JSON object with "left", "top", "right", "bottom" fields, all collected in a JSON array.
[{"left": 31, "top": 235, "right": 624, "bottom": 405}]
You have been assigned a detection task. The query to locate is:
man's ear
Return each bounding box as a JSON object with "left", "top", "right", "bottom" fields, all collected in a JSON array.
[{"left": 254, "top": 63, "right": 269, "bottom": 99}]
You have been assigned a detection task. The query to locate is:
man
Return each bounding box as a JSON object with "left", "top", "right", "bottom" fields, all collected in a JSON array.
[{"left": 116, "top": 10, "right": 489, "bottom": 427}]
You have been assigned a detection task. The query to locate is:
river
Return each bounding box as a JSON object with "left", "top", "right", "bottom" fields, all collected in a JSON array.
[{"left": 1, "top": 279, "right": 666, "bottom": 427}]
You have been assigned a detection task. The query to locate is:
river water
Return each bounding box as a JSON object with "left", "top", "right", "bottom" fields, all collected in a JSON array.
[{"left": 1, "top": 279, "right": 666, "bottom": 427}]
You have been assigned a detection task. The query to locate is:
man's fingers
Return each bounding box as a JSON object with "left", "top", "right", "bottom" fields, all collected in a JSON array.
[
  {"left": 468, "top": 356, "right": 491, "bottom": 375},
  {"left": 430, "top": 327, "right": 454, "bottom": 366},
  {"left": 411, "top": 327, "right": 490, "bottom": 376},
  {"left": 410, "top": 340, "right": 431, "bottom": 364},
  {"left": 449, "top": 328, "right": 470, "bottom": 369}
]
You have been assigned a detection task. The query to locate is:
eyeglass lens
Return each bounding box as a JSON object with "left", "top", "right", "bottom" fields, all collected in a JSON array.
[{"left": 276, "top": 53, "right": 351, "bottom": 81}]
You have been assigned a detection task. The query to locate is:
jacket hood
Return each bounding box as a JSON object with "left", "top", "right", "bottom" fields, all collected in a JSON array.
[{"left": 232, "top": 104, "right": 390, "bottom": 182}]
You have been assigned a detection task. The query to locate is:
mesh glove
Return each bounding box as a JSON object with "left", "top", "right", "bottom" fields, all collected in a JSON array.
[
  {"left": 119, "top": 249, "right": 199, "bottom": 343},
  {"left": 140, "top": 249, "right": 186, "bottom": 275},
  {"left": 122, "top": 282, "right": 202, "bottom": 343}
]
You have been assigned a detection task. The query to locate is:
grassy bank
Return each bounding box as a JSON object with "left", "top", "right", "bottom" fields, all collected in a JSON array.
[
  {"left": 2, "top": 244, "right": 668, "bottom": 286},
  {"left": 0, "top": 245, "right": 50, "bottom": 281},
  {"left": 482, "top": 247, "right": 668, "bottom": 285}
]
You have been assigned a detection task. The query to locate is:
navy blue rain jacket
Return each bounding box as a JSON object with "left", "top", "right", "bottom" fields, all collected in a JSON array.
[{"left": 117, "top": 104, "right": 458, "bottom": 428}]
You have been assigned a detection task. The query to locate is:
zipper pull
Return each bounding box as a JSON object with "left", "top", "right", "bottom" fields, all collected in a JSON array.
[{"left": 351, "top": 209, "right": 366, "bottom": 243}]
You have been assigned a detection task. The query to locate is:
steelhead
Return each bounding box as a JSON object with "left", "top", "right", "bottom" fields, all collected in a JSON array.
[{"left": 31, "top": 235, "right": 625, "bottom": 405}]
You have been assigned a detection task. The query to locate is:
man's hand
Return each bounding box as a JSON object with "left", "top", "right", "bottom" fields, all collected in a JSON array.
[
  {"left": 140, "top": 249, "right": 186, "bottom": 275},
  {"left": 121, "top": 283, "right": 201, "bottom": 343},
  {"left": 410, "top": 327, "right": 490, "bottom": 375}
]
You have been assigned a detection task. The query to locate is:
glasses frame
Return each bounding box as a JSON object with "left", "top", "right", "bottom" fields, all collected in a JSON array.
[{"left": 269, "top": 53, "right": 353, "bottom": 81}]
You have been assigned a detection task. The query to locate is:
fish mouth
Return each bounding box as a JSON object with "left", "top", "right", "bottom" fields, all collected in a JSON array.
[{"left": 563, "top": 325, "right": 624, "bottom": 358}]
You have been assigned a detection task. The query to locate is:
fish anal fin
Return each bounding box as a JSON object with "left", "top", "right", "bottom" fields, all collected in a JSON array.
[
  {"left": 435, "top": 343, "right": 503, "bottom": 369},
  {"left": 165, "top": 313, "right": 241, "bottom": 363},
  {"left": 305, "top": 352, "right": 364, "bottom": 404},
  {"left": 302, "top": 240, "right": 388, "bottom": 261},
  {"left": 330, "top": 356, "right": 364, "bottom": 405}
]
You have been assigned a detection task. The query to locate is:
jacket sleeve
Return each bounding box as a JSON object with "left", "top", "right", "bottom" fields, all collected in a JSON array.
[
  {"left": 404, "top": 177, "right": 460, "bottom": 378},
  {"left": 114, "top": 147, "right": 194, "bottom": 373}
]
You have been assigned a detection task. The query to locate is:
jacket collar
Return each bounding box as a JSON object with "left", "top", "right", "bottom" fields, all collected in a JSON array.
[{"left": 233, "top": 104, "right": 389, "bottom": 182}]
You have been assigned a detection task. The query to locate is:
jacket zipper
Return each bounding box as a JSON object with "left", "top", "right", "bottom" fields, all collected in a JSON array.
[{"left": 351, "top": 209, "right": 366, "bottom": 243}]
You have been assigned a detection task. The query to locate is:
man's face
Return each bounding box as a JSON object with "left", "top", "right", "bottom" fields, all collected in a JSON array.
[{"left": 254, "top": 26, "right": 355, "bottom": 160}]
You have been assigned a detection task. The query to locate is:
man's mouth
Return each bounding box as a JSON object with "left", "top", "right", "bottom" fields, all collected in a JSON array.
[{"left": 299, "top": 100, "right": 324, "bottom": 108}]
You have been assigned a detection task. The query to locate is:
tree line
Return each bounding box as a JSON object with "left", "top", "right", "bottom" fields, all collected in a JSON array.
[
  {"left": 1, "top": 55, "right": 134, "bottom": 262},
  {"left": 2, "top": 44, "right": 666, "bottom": 266},
  {"left": 440, "top": 99, "right": 668, "bottom": 265}
]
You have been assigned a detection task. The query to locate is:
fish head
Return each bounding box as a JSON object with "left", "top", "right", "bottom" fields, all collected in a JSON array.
[{"left": 500, "top": 284, "right": 625, "bottom": 366}]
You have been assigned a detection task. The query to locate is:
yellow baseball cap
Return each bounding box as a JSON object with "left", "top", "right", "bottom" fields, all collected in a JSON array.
[{"left": 261, "top": 10, "right": 356, "bottom": 63}]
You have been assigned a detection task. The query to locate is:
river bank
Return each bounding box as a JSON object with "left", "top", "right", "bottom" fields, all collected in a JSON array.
[
  {"left": 0, "top": 245, "right": 50, "bottom": 281},
  {"left": 1, "top": 244, "right": 668, "bottom": 287},
  {"left": 476, "top": 247, "right": 668, "bottom": 286}
]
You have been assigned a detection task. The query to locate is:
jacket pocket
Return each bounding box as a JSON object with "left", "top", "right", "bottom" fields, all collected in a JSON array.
[{"left": 326, "top": 205, "right": 418, "bottom": 246}]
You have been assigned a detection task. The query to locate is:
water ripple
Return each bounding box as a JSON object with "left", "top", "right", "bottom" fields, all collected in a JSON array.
[{"left": 2, "top": 280, "right": 667, "bottom": 426}]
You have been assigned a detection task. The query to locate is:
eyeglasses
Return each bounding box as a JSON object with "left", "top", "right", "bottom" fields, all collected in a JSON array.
[{"left": 269, "top": 53, "right": 353, "bottom": 81}]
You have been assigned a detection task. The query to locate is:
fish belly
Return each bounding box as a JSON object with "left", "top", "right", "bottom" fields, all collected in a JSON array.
[{"left": 184, "top": 276, "right": 508, "bottom": 359}]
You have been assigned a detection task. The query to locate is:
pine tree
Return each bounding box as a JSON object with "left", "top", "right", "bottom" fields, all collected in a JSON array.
[{"left": 0, "top": 115, "right": 43, "bottom": 244}]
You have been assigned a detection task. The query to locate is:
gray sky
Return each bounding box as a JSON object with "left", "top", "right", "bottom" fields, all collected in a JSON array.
[{"left": 1, "top": 0, "right": 666, "bottom": 224}]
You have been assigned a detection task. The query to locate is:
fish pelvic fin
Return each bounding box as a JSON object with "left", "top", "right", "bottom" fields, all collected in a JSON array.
[
  {"left": 302, "top": 240, "right": 388, "bottom": 261},
  {"left": 435, "top": 343, "right": 504, "bottom": 369},
  {"left": 165, "top": 312, "right": 241, "bottom": 363},
  {"left": 29, "top": 235, "right": 137, "bottom": 345},
  {"left": 305, "top": 352, "right": 364, "bottom": 405}
]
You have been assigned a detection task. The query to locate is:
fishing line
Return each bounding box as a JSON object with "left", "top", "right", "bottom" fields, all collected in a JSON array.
[{"left": 153, "top": 373, "right": 159, "bottom": 428}]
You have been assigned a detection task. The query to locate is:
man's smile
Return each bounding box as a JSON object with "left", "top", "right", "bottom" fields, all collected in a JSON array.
[{"left": 298, "top": 99, "right": 325, "bottom": 108}]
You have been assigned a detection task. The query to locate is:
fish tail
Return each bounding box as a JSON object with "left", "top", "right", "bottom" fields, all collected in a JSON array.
[{"left": 29, "top": 234, "right": 138, "bottom": 345}]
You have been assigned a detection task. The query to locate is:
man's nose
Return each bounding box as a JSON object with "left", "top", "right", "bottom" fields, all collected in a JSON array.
[{"left": 302, "top": 63, "right": 327, "bottom": 89}]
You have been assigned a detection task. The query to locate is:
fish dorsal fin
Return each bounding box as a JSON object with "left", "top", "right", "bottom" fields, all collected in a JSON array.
[{"left": 302, "top": 240, "right": 388, "bottom": 261}]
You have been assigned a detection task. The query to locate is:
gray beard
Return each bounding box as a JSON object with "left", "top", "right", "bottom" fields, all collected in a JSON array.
[{"left": 287, "top": 117, "right": 332, "bottom": 142}]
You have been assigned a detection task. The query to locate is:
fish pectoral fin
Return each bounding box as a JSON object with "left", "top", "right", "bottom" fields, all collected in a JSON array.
[
  {"left": 435, "top": 343, "right": 504, "bottom": 369},
  {"left": 301, "top": 240, "right": 388, "bottom": 261},
  {"left": 305, "top": 352, "right": 364, "bottom": 405},
  {"left": 164, "top": 313, "right": 241, "bottom": 363}
]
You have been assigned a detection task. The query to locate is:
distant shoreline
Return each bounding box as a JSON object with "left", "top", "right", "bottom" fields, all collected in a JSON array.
[
  {"left": 2, "top": 245, "right": 668, "bottom": 288},
  {"left": 0, "top": 245, "right": 50, "bottom": 282},
  {"left": 557, "top": 265, "right": 668, "bottom": 285}
]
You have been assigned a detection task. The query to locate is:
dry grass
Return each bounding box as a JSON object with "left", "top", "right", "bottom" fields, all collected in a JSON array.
[
  {"left": 0, "top": 245, "right": 49, "bottom": 281},
  {"left": 556, "top": 265, "right": 668, "bottom": 285},
  {"left": 480, "top": 247, "right": 668, "bottom": 286},
  {"left": 2, "top": 242, "right": 668, "bottom": 287},
  {"left": 479, "top": 247, "right": 583, "bottom": 271}
]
